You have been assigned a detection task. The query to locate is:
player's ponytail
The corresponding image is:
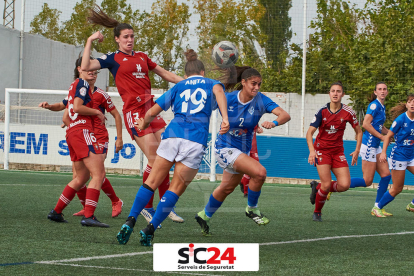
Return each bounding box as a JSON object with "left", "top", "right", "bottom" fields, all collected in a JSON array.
[
  {"left": 88, "top": 4, "right": 133, "bottom": 39},
  {"left": 184, "top": 49, "right": 205, "bottom": 76},
  {"left": 219, "top": 66, "right": 260, "bottom": 91},
  {"left": 390, "top": 94, "right": 414, "bottom": 121}
]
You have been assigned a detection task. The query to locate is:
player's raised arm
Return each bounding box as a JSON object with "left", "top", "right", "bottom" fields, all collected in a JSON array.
[
  {"left": 39, "top": 101, "right": 66, "bottom": 111},
  {"left": 261, "top": 106, "right": 291, "bottom": 129},
  {"left": 212, "top": 83, "right": 229, "bottom": 134}
]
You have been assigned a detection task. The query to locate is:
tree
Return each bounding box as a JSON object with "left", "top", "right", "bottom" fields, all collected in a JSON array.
[
  {"left": 29, "top": 3, "right": 62, "bottom": 41},
  {"left": 258, "top": 0, "right": 292, "bottom": 72}
]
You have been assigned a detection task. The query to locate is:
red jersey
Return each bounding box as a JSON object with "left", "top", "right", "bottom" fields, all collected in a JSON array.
[
  {"left": 97, "top": 50, "right": 157, "bottom": 113},
  {"left": 91, "top": 87, "right": 116, "bottom": 136},
  {"left": 65, "top": 78, "right": 94, "bottom": 135},
  {"left": 310, "top": 103, "right": 359, "bottom": 151}
]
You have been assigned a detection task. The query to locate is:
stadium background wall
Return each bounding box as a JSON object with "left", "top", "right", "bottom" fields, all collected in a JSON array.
[{"left": 0, "top": 25, "right": 107, "bottom": 104}]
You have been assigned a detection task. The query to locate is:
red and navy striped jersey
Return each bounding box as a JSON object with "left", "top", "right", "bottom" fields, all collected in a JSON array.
[
  {"left": 97, "top": 50, "right": 157, "bottom": 113},
  {"left": 91, "top": 87, "right": 116, "bottom": 136},
  {"left": 65, "top": 78, "right": 94, "bottom": 134},
  {"left": 310, "top": 103, "right": 359, "bottom": 151}
]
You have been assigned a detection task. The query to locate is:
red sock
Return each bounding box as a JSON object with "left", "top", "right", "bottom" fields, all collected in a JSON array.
[
  {"left": 84, "top": 188, "right": 100, "bottom": 218},
  {"left": 76, "top": 185, "right": 87, "bottom": 207},
  {"left": 101, "top": 178, "right": 119, "bottom": 203},
  {"left": 314, "top": 189, "right": 329, "bottom": 213},
  {"left": 241, "top": 175, "right": 250, "bottom": 194},
  {"left": 330, "top": 181, "right": 338, "bottom": 192},
  {"left": 143, "top": 165, "right": 154, "bottom": 209},
  {"left": 158, "top": 174, "right": 170, "bottom": 198},
  {"left": 54, "top": 185, "right": 77, "bottom": 213},
  {"left": 316, "top": 183, "right": 321, "bottom": 190}
]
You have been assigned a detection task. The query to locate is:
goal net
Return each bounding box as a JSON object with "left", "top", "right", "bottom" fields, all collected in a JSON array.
[{"left": 1, "top": 88, "right": 219, "bottom": 180}]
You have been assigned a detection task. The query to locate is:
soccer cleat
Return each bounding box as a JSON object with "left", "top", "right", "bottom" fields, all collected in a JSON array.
[
  {"left": 141, "top": 208, "right": 161, "bottom": 229},
  {"left": 80, "top": 215, "right": 110, "bottom": 228},
  {"left": 406, "top": 203, "right": 414, "bottom": 213},
  {"left": 195, "top": 211, "right": 211, "bottom": 236},
  {"left": 310, "top": 181, "right": 318, "bottom": 205},
  {"left": 326, "top": 192, "right": 332, "bottom": 201},
  {"left": 371, "top": 207, "right": 386, "bottom": 218},
  {"left": 73, "top": 208, "right": 85, "bottom": 217},
  {"left": 112, "top": 199, "right": 124, "bottom": 218},
  {"left": 381, "top": 209, "right": 393, "bottom": 216},
  {"left": 312, "top": 212, "right": 322, "bottom": 222},
  {"left": 48, "top": 209, "right": 68, "bottom": 223},
  {"left": 117, "top": 216, "right": 136, "bottom": 245},
  {"left": 168, "top": 207, "right": 185, "bottom": 223},
  {"left": 245, "top": 206, "right": 270, "bottom": 225},
  {"left": 139, "top": 223, "right": 155, "bottom": 246},
  {"left": 239, "top": 183, "right": 244, "bottom": 194}
]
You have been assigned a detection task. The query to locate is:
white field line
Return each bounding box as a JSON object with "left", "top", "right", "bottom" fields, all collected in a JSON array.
[
  {"left": 34, "top": 231, "right": 414, "bottom": 272},
  {"left": 259, "top": 231, "right": 414, "bottom": 246},
  {"left": 38, "top": 262, "right": 224, "bottom": 276}
]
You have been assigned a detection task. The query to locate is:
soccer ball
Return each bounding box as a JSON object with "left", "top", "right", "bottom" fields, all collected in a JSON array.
[{"left": 211, "top": 41, "right": 239, "bottom": 68}]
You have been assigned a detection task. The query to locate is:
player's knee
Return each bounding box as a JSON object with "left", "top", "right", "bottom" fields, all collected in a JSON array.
[
  {"left": 364, "top": 177, "right": 374, "bottom": 187},
  {"left": 253, "top": 167, "right": 267, "bottom": 183}
]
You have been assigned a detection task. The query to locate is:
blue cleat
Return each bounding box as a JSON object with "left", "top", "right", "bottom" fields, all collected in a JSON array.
[
  {"left": 116, "top": 216, "right": 136, "bottom": 245},
  {"left": 139, "top": 223, "right": 155, "bottom": 246}
]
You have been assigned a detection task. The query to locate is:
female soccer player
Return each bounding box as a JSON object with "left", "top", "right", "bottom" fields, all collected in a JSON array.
[
  {"left": 355, "top": 82, "right": 392, "bottom": 216},
  {"left": 239, "top": 126, "right": 262, "bottom": 197},
  {"left": 40, "top": 58, "right": 124, "bottom": 218},
  {"left": 116, "top": 49, "right": 229, "bottom": 246},
  {"left": 47, "top": 57, "right": 110, "bottom": 227},
  {"left": 195, "top": 66, "right": 291, "bottom": 236},
  {"left": 374, "top": 95, "right": 414, "bottom": 216},
  {"left": 307, "top": 81, "right": 363, "bottom": 222},
  {"left": 81, "top": 4, "right": 184, "bottom": 224}
]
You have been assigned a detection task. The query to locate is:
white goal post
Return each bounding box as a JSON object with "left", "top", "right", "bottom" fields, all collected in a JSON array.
[{"left": 2, "top": 88, "right": 218, "bottom": 181}]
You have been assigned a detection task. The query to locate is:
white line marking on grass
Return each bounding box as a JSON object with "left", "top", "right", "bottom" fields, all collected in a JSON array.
[
  {"left": 38, "top": 262, "right": 224, "bottom": 276},
  {"left": 36, "top": 251, "right": 152, "bottom": 264},
  {"left": 259, "top": 231, "right": 414, "bottom": 246}
]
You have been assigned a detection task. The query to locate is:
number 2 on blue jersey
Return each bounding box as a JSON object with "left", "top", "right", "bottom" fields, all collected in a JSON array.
[{"left": 180, "top": 88, "right": 207, "bottom": 114}]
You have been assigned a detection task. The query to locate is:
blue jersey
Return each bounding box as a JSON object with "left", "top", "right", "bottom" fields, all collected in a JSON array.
[
  {"left": 156, "top": 75, "right": 224, "bottom": 147},
  {"left": 389, "top": 112, "right": 414, "bottom": 161},
  {"left": 215, "top": 91, "right": 279, "bottom": 153},
  {"left": 362, "top": 99, "right": 386, "bottom": 148}
]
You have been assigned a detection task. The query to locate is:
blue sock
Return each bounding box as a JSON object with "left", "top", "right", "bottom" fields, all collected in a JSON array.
[
  {"left": 204, "top": 194, "right": 223, "bottom": 218},
  {"left": 128, "top": 185, "right": 154, "bottom": 219},
  {"left": 150, "top": 190, "right": 179, "bottom": 230},
  {"left": 247, "top": 188, "right": 261, "bottom": 207},
  {"left": 378, "top": 191, "right": 395, "bottom": 209},
  {"left": 350, "top": 177, "right": 366, "bottom": 188},
  {"left": 375, "top": 175, "right": 391, "bottom": 204}
]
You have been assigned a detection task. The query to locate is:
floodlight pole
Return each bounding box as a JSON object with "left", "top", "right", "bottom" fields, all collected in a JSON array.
[{"left": 301, "top": 0, "right": 308, "bottom": 137}]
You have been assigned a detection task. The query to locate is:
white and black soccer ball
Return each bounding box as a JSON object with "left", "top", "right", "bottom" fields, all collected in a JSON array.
[{"left": 211, "top": 41, "right": 239, "bottom": 68}]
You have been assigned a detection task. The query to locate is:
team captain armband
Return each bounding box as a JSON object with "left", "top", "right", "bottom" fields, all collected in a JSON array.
[{"left": 273, "top": 120, "right": 279, "bottom": 127}]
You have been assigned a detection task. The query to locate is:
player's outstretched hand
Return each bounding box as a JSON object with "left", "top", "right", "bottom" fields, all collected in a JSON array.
[
  {"left": 350, "top": 151, "right": 359, "bottom": 166},
  {"left": 89, "top": 31, "right": 104, "bottom": 43},
  {"left": 97, "top": 112, "right": 106, "bottom": 125},
  {"left": 308, "top": 151, "right": 316, "bottom": 165},
  {"left": 115, "top": 137, "right": 123, "bottom": 153},
  {"left": 39, "top": 102, "right": 51, "bottom": 109},
  {"left": 134, "top": 118, "right": 146, "bottom": 131},
  {"left": 219, "top": 119, "right": 230, "bottom": 134},
  {"left": 256, "top": 126, "right": 263, "bottom": 134},
  {"left": 379, "top": 152, "right": 387, "bottom": 163}
]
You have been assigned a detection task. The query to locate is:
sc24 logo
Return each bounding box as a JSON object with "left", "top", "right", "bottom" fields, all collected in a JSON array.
[{"left": 178, "top": 243, "right": 236, "bottom": 264}]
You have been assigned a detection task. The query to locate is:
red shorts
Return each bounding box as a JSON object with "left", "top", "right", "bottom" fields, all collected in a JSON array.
[
  {"left": 66, "top": 129, "right": 98, "bottom": 162},
  {"left": 124, "top": 99, "right": 166, "bottom": 140},
  {"left": 94, "top": 130, "right": 109, "bottom": 155},
  {"left": 315, "top": 149, "right": 349, "bottom": 168}
]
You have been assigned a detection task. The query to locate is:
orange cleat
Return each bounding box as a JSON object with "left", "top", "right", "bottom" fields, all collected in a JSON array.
[{"left": 112, "top": 199, "right": 124, "bottom": 218}]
